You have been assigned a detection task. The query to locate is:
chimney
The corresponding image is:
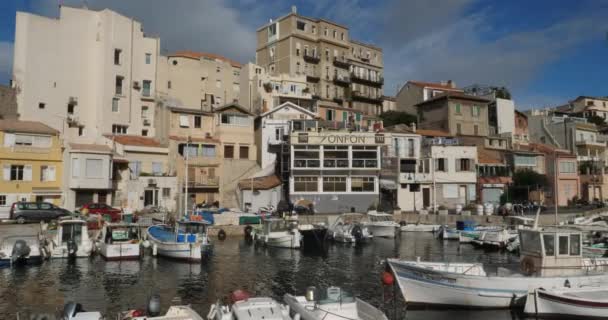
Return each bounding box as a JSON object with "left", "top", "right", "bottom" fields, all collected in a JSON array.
[
  {"left": 411, "top": 122, "right": 416, "bottom": 133},
  {"left": 292, "top": 5, "right": 297, "bottom": 14},
  {"left": 447, "top": 80, "right": 455, "bottom": 88}
]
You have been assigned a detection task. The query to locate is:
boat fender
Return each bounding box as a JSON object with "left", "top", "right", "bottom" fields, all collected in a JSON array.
[
  {"left": 147, "top": 294, "right": 161, "bottom": 317},
  {"left": 152, "top": 244, "right": 158, "bottom": 256},
  {"left": 520, "top": 256, "right": 536, "bottom": 275},
  {"left": 244, "top": 225, "right": 253, "bottom": 238},
  {"left": 218, "top": 229, "right": 227, "bottom": 241},
  {"left": 381, "top": 271, "right": 395, "bottom": 286},
  {"left": 207, "top": 304, "right": 217, "bottom": 319}
]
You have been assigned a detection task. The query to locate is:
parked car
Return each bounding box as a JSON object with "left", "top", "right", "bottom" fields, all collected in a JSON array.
[
  {"left": 9, "top": 202, "right": 71, "bottom": 224},
  {"left": 78, "top": 203, "right": 123, "bottom": 222}
]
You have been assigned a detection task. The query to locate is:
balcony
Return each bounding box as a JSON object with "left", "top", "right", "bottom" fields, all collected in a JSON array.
[
  {"left": 303, "top": 53, "right": 320, "bottom": 64},
  {"left": 333, "top": 97, "right": 344, "bottom": 104},
  {"left": 187, "top": 176, "right": 220, "bottom": 188},
  {"left": 323, "top": 159, "right": 350, "bottom": 168},
  {"left": 576, "top": 139, "right": 606, "bottom": 149},
  {"left": 184, "top": 155, "right": 221, "bottom": 167},
  {"left": 351, "top": 91, "right": 383, "bottom": 104},
  {"left": 333, "top": 74, "right": 351, "bottom": 87},
  {"left": 351, "top": 159, "right": 378, "bottom": 169},
  {"left": 333, "top": 56, "right": 350, "bottom": 69},
  {"left": 293, "top": 159, "right": 320, "bottom": 168},
  {"left": 350, "top": 72, "right": 384, "bottom": 87},
  {"left": 306, "top": 73, "right": 320, "bottom": 83}
]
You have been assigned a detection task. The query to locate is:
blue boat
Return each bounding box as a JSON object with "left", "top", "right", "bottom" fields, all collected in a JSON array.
[{"left": 147, "top": 220, "right": 212, "bottom": 262}]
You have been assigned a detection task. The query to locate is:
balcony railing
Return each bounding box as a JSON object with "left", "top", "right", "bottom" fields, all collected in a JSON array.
[
  {"left": 303, "top": 53, "right": 320, "bottom": 64},
  {"left": 333, "top": 56, "right": 350, "bottom": 69},
  {"left": 323, "top": 159, "right": 349, "bottom": 168},
  {"left": 350, "top": 72, "right": 384, "bottom": 87},
  {"left": 351, "top": 91, "right": 383, "bottom": 104},
  {"left": 187, "top": 176, "right": 220, "bottom": 187},
  {"left": 352, "top": 159, "right": 378, "bottom": 168},
  {"left": 333, "top": 74, "right": 351, "bottom": 86},
  {"left": 294, "top": 159, "right": 320, "bottom": 168}
]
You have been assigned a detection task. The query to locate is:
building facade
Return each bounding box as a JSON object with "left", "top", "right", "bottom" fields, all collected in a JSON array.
[
  {"left": 417, "top": 93, "right": 490, "bottom": 137},
  {"left": 395, "top": 80, "right": 462, "bottom": 115},
  {"left": 0, "top": 120, "right": 63, "bottom": 217}
]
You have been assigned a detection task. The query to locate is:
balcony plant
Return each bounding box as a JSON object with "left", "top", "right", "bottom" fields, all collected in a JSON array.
[{"left": 263, "top": 82, "right": 273, "bottom": 93}]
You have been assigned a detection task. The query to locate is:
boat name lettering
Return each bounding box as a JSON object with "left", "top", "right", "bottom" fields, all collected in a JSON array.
[{"left": 320, "top": 135, "right": 366, "bottom": 144}]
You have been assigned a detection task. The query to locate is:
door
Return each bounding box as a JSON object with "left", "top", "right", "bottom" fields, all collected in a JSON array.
[
  {"left": 144, "top": 190, "right": 154, "bottom": 207},
  {"left": 422, "top": 188, "right": 430, "bottom": 208},
  {"left": 75, "top": 192, "right": 94, "bottom": 208},
  {"left": 460, "top": 185, "right": 468, "bottom": 203},
  {"left": 98, "top": 192, "right": 107, "bottom": 204},
  {"left": 153, "top": 189, "right": 159, "bottom": 206}
]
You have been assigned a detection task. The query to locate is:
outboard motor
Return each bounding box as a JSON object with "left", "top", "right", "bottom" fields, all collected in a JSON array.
[
  {"left": 11, "top": 239, "right": 31, "bottom": 262},
  {"left": 351, "top": 225, "right": 363, "bottom": 243},
  {"left": 305, "top": 286, "right": 317, "bottom": 302},
  {"left": 147, "top": 294, "right": 161, "bottom": 317},
  {"left": 62, "top": 302, "right": 84, "bottom": 320},
  {"left": 66, "top": 240, "right": 78, "bottom": 258}
]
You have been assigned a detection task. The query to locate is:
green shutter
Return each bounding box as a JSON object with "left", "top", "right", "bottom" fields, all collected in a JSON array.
[
  {"left": 342, "top": 111, "right": 347, "bottom": 121},
  {"left": 326, "top": 109, "right": 332, "bottom": 120},
  {"left": 356, "top": 113, "right": 361, "bottom": 121},
  {"left": 456, "top": 103, "right": 461, "bottom": 114}
]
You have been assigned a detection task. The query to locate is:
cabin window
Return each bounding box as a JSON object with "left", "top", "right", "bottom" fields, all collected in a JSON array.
[
  {"left": 558, "top": 235, "right": 570, "bottom": 255},
  {"left": 61, "top": 224, "right": 82, "bottom": 244},
  {"left": 543, "top": 234, "right": 555, "bottom": 256},
  {"left": 570, "top": 234, "right": 581, "bottom": 255}
]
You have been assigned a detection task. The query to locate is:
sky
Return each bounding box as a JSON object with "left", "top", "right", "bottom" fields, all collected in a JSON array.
[{"left": 0, "top": 0, "right": 607, "bottom": 109}]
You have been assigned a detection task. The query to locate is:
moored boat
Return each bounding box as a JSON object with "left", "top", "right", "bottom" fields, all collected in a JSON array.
[
  {"left": 283, "top": 286, "right": 388, "bottom": 320},
  {"left": 251, "top": 218, "right": 302, "bottom": 249},
  {"left": 147, "top": 220, "right": 212, "bottom": 262},
  {"left": 97, "top": 222, "right": 141, "bottom": 260},
  {"left": 400, "top": 223, "right": 440, "bottom": 232},
  {"left": 41, "top": 217, "right": 94, "bottom": 259},
  {"left": 388, "top": 228, "right": 608, "bottom": 309},
  {"left": 436, "top": 225, "right": 459, "bottom": 240},
  {"left": 524, "top": 287, "right": 608, "bottom": 318},
  {"left": 366, "top": 211, "right": 399, "bottom": 238},
  {"left": 471, "top": 229, "right": 518, "bottom": 249},
  {"left": 328, "top": 213, "right": 373, "bottom": 244},
  {"left": 0, "top": 235, "right": 42, "bottom": 266},
  {"left": 207, "top": 295, "right": 292, "bottom": 320}
]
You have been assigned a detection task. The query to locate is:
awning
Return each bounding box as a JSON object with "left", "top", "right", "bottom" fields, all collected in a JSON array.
[
  {"left": 380, "top": 179, "right": 397, "bottom": 190},
  {"left": 32, "top": 188, "right": 62, "bottom": 195},
  {"left": 295, "top": 199, "right": 313, "bottom": 207}
]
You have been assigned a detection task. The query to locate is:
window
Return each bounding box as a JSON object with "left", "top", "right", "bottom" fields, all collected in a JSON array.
[
  {"left": 558, "top": 235, "right": 569, "bottom": 255},
  {"left": 112, "top": 98, "right": 119, "bottom": 112},
  {"left": 474, "top": 125, "right": 479, "bottom": 135},
  {"left": 145, "top": 53, "right": 151, "bottom": 64},
  {"left": 179, "top": 115, "right": 189, "bottom": 128},
  {"left": 216, "top": 80, "right": 222, "bottom": 88},
  {"left": 141, "top": 106, "right": 149, "bottom": 118},
  {"left": 312, "top": 25, "right": 316, "bottom": 34},
  {"left": 296, "top": 43, "right": 300, "bottom": 56},
  {"left": 472, "top": 105, "right": 480, "bottom": 117},
  {"left": 400, "top": 159, "right": 416, "bottom": 173},
  {"left": 162, "top": 188, "right": 171, "bottom": 198},
  {"left": 72, "top": 158, "right": 79, "bottom": 177},
  {"left": 570, "top": 234, "right": 581, "bottom": 255},
  {"left": 325, "top": 49, "right": 330, "bottom": 61},
  {"left": 324, "top": 28, "right": 328, "bottom": 36},
  {"left": 268, "top": 23, "right": 277, "bottom": 37},
  {"left": 238, "top": 146, "right": 250, "bottom": 159},
  {"left": 351, "top": 177, "right": 374, "bottom": 192},
  {"left": 456, "top": 158, "right": 473, "bottom": 171},
  {"left": 455, "top": 103, "right": 461, "bottom": 114},
  {"left": 456, "top": 123, "right": 462, "bottom": 135},
  {"left": 341, "top": 32, "right": 344, "bottom": 40},
  {"left": 559, "top": 161, "right": 576, "bottom": 173},
  {"left": 407, "top": 139, "right": 415, "bottom": 157},
  {"left": 142, "top": 130, "right": 148, "bottom": 136},
  {"left": 152, "top": 162, "right": 162, "bottom": 175},
  {"left": 40, "top": 165, "right": 56, "bottom": 182},
  {"left": 67, "top": 103, "right": 75, "bottom": 115},
  {"left": 114, "top": 49, "right": 122, "bottom": 65},
  {"left": 202, "top": 145, "right": 216, "bottom": 157},
  {"left": 129, "top": 161, "right": 141, "bottom": 178},
  {"left": 333, "top": 30, "right": 337, "bottom": 38},
  {"left": 194, "top": 116, "right": 202, "bottom": 128},
  {"left": 224, "top": 145, "right": 234, "bottom": 159},
  {"left": 514, "top": 155, "right": 536, "bottom": 166},
  {"left": 220, "top": 114, "right": 250, "bottom": 126},
  {"left": 294, "top": 145, "right": 320, "bottom": 168},
  {"left": 115, "top": 76, "right": 123, "bottom": 95},
  {"left": 10, "top": 165, "right": 24, "bottom": 181},
  {"left": 85, "top": 159, "right": 103, "bottom": 178},
  {"left": 168, "top": 81, "right": 172, "bottom": 89},
  {"left": 39, "top": 102, "right": 45, "bottom": 109},
  {"left": 352, "top": 146, "right": 378, "bottom": 168},
  {"left": 435, "top": 158, "right": 446, "bottom": 172},
  {"left": 142, "top": 80, "right": 151, "bottom": 97},
  {"left": 323, "top": 177, "right": 346, "bottom": 192},
  {"left": 0, "top": 195, "right": 5, "bottom": 206},
  {"left": 543, "top": 234, "right": 555, "bottom": 256},
  {"left": 297, "top": 20, "right": 306, "bottom": 31},
  {"left": 112, "top": 125, "right": 128, "bottom": 135},
  {"left": 323, "top": 146, "right": 348, "bottom": 168},
  {"left": 294, "top": 176, "right": 318, "bottom": 192}
]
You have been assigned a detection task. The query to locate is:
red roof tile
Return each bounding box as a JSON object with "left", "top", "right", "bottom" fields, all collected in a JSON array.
[
  {"left": 106, "top": 135, "right": 162, "bottom": 147},
  {"left": 0, "top": 120, "right": 58, "bottom": 135},
  {"left": 414, "top": 129, "right": 453, "bottom": 137},
  {"left": 169, "top": 51, "right": 242, "bottom": 68},
  {"left": 169, "top": 135, "right": 220, "bottom": 143}
]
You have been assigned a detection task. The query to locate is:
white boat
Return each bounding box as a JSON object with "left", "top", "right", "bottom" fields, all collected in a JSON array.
[
  {"left": 400, "top": 223, "right": 440, "bottom": 232},
  {"left": 328, "top": 213, "right": 373, "bottom": 243},
  {"left": 147, "top": 220, "right": 212, "bottom": 262},
  {"left": 388, "top": 228, "right": 608, "bottom": 309},
  {"left": 584, "top": 242, "right": 608, "bottom": 257},
  {"left": 251, "top": 218, "right": 302, "bottom": 249},
  {"left": 207, "top": 297, "right": 292, "bottom": 320},
  {"left": 124, "top": 306, "right": 204, "bottom": 320},
  {"left": 0, "top": 235, "right": 42, "bottom": 266},
  {"left": 471, "top": 229, "right": 518, "bottom": 249},
  {"left": 436, "top": 225, "right": 459, "bottom": 240},
  {"left": 524, "top": 287, "right": 608, "bottom": 318},
  {"left": 283, "top": 286, "right": 388, "bottom": 320},
  {"left": 60, "top": 302, "right": 103, "bottom": 320},
  {"left": 366, "top": 211, "right": 399, "bottom": 238},
  {"left": 41, "top": 218, "right": 94, "bottom": 259},
  {"left": 458, "top": 226, "right": 504, "bottom": 243},
  {"left": 97, "top": 223, "right": 141, "bottom": 260}
]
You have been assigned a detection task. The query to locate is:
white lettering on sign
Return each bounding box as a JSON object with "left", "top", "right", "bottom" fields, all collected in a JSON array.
[{"left": 320, "top": 135, "right": 366, "bottom": 144}]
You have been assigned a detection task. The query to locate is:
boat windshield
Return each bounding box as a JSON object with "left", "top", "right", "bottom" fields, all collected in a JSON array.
[
  {"left": 341, "top": 214, "right": 363, "bottom": 224},
  {"left": 61, "top": 223, "right": 83, "bottom": 243},
  {"left": 109, "top": 227, "right": 139, "bottom": 242},
  {"left": 266, "top": 220, "right": 291, "bottom": 232},
  {"left": 316, "top": 287, "right": 355, "bottom": 305},
  {"left": 370, "top": 215, "right": 392, "bottom": 222}
]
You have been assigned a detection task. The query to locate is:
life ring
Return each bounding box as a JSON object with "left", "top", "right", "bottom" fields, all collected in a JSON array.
[
  {"left": 520, "top": 256, "right": 536, "bottom": 275},
  {"left": 218, "top": 229, "right": 227, "bottom": 241}
]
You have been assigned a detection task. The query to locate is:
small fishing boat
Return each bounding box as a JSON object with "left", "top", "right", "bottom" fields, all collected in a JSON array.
[
  {"left": 283, "top": 286, "right": 388, "bottom": 320},
  {"left": 388, "top": 227, "right": 608, "bottom": 309},
  {"left": 251, "top": 218, "right": 302, "bottom": 249},
  {"left": 366, "top": 211, "right": 399, "bottom": 238},
  {"left": 41, "top": 218, "right": 94, "bottom": 259},
  {"left": 298, "top": 216, "right": 328, "bottom": 250},
  {"left": 97, "top": 223, "right": 141, "bottom": 260},
  {"left": 584, "top": 242, "right": 608, "bottom": 257},
  {"left": 471, "top": 229, "right": 518, "bottom": 249},
  {"left": 400, "top": 223, "right": 440, "bottom": 232},
  {"left": 60, "top": 302, "right": 104, "bottom": 320},
  {"left": 147, "top": 220, "right": 212, "bottom": 262},
  {"left": 524, "top": 287, "right": 608, "bottom": 318},
  {"left": 328, "top": 213, "right": 373, "bottom": 244},
  {"left": 207, "top": 294, "right": 292, "bottom": 320},
  {"left": 0, "top": 235, "right": 42, "bottom": 266},
  {"left": 123, "top": 305, "right": 204, "bottom": 320}
]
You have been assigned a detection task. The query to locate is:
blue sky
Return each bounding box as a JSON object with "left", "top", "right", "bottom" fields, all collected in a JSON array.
[{"left": 0, "top": 0, "right": 607, "bottom": 109}]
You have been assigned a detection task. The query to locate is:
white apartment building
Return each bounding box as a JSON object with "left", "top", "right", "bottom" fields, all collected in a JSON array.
[
  {"left": 384, "top": 132, "right": 421, "bottom": 211},
  {"left": 239, "top": 63, "right": 316, "bottom": 114}
]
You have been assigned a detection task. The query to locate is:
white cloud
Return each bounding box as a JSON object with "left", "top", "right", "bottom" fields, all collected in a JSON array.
[{"left": 0, "top": 41, "right": 14, "bottom": 84}]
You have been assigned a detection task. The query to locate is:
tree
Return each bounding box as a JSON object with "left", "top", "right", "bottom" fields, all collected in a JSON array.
[
  {"left": 492, "top": 86, "right": 512, "bottom": 100},
  {"left": 379, "top": 111, "right": 417, "bottom": 127},
  {"left": 586, "top": 115, "right": 606, "bottom": 126}
]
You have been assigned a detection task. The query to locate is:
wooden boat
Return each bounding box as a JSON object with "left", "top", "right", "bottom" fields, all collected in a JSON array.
[
  {"left": 366, "top": 211, "right": 399, "bottom": 238},
  {"left": 524, "top": 287, "right": 608, "bottom": 318},
  {"left": 251, "top": 218, "right": 302, "bottom": 249},
  {"left": 400, "top": 223, "right": 440, "bottom": 232},
  {"left": 147, "top": 220, "right": 212, "bottom": 262},
  {"left": 41, "top": 218, "right": 94, "bottom": 259},
  {"left": 388, "top": 228, "right": 608, "bottom": 309},
  {"left": 328, "top": 213, "right": 373, "bottom": 243},
  {"left": 97, "top": 223, "right": 141, "bottom": 260},
  {"left": 0, "top": 235, "right": 42, "bottom": 266},
  {"left": 207, "top": 296, "right": 292, "bottom": 320},
  {"left": 284, "top": 286, "right": 388, "bottom": 320}
]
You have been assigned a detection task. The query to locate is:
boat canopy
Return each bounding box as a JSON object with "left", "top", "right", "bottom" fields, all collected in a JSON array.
[
  {"left": 520, "top": 229, "right": 582, "bottom": 258},
  {"left": 263, "top": 219, "right": 296, "bottom": 233},
  {"left": 315, "top": 287, "right": 356, "bottom": 305}
]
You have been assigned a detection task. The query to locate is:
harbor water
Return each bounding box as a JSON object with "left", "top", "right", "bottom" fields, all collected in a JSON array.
[{"left": 1, "top": 232, "right": 526, "bottom": 319}]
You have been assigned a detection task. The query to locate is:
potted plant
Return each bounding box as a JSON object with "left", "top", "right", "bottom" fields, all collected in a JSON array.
[
  {"left": 438, "top": 205, "right": 448, "bottom": 216},
  {"left": 461, "top": 203, "right": 476, "bottom": 216},
  {"left": 263, "top": 82, "right": 273, "bottom": 93}
]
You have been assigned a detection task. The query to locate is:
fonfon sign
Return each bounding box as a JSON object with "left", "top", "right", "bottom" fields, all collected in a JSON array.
[{"left": 319, "top": 135, "right": 367, "bottom": 144}]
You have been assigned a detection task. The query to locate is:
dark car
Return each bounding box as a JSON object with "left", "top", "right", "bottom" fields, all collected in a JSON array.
[
  {"left": 78, "top": 203, "right": 123, "bottom": 222},
  {"left": 9, "top": 202, "right": 71, "bottom": 224}
]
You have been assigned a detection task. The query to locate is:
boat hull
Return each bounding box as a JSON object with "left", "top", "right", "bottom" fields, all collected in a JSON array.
[
  {"left": 99, "top": 243, "right": 141, "bottom": 260},
  {"left": 400, "top": 225, "right": 440, "bottom": 232},
  {"left": 388, "top": 259, "right": 608, "bottom": 309},
  {"left": 368, "top": 225, "right": 397, "bottom": 238},
  {"left": 256, "top": 234, "right": 301, "bottom": 248},
  {"left": 524, "top": 288, "right": 608, "bottom": 318},
  {"left": 150, "top": 239, "right": 202, "bottom": 261}
]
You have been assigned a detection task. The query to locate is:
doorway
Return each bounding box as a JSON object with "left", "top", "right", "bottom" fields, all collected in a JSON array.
[
  {"left": 144, "top": 189, "right": 159, "bottom": 207},
  {"left": 422, "top": 188, "right": 430, "bottom": 208},
  {"left": 459, "top": 185, "right": 468, "bottom": 204}
]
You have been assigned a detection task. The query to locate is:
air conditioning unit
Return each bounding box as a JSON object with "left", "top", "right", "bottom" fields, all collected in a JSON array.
[
  {"left": 133, "top": 81, "right": 140, "bottom": 89},
  {"left": 147, "top": 178, "right": 157, "bottom": 186}
]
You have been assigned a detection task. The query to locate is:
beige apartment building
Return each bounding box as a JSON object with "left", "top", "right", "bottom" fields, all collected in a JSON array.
[
  {"left": 417, "top": 93, "right": 491, "bottom": 137},
  {"left": 396, "top": 80, "right": 463, "bottom": 115},
  {"left": 255, "top": 7, "right": 384, "bottom": 121},
  {"left": 157, "top": 51, "right": 242, "bottom": 112}
]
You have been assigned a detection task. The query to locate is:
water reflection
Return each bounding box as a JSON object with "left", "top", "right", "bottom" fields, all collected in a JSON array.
[{"left": 2, "top": 233, "right": 530, "bottom": 319}]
